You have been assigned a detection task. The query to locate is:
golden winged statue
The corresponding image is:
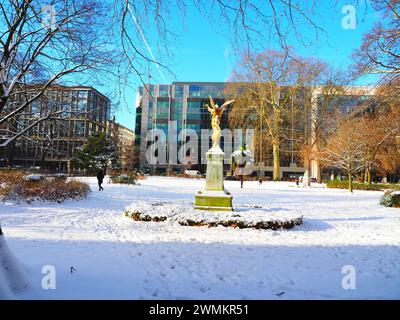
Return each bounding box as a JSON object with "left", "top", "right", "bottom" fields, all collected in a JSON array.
[{"left": 205, "top": 96, "right": 235, "bottom": 148}]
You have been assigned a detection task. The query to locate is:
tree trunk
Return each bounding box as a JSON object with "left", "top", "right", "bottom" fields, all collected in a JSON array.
[
  {"left": 366, "top": 166, "right": 372, "bottom": 186},
  {"left": 306, "top": 158, "right": 312, "bottom": 187},
  {"left": 348, "top": 171, "right": 353, "bottom": 193},
  {"left": 272, "top": 141, "right": 280, "bottom": 181},
  {"left": 316, "top": 160, "right": 322, "bottom": 183}
]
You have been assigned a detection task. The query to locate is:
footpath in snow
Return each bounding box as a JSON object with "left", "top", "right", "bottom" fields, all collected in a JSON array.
[{"left": 0, "top": 176, "right": 399, "bottom": 299}]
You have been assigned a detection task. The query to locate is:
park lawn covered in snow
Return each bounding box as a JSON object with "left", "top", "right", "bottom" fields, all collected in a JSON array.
[{"left": 0, "top": 176, "right": 399, "bottom": 299}]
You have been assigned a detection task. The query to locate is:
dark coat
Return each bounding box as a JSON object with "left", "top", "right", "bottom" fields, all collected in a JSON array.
[{"left": 97, "top": 169, "right": 104, "bottom": 182}]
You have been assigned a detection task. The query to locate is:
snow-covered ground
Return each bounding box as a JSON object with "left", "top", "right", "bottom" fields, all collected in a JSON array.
[{"left": 0, "top": 176, "right": 399, "bottom": 299}]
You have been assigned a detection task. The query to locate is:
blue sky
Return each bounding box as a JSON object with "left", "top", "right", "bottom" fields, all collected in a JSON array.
[{"left": 109, "top": 1, "right": 380, "bottom": 130}]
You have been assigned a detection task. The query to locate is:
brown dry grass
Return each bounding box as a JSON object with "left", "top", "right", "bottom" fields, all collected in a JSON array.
[{"left": 0, "top": 170, "right": 90, "bottom": 202}]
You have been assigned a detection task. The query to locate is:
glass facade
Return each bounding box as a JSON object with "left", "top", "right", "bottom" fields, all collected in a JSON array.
[
  {"left": 156, "top": 100, "right": 170, "bottom": 121},
  {"left": 186, "top": 101, "right": 202, "bottom": 122},
  {"left": 189, "top": 84, "right": 225, "bottom": 98},
  {"left": 320, "top": 95, "right": 374, "bottom": 114},
  {"left": 8, "top": 86, "right": 110, "bottom": 170},
  {"left": 136, "top": 83, "right": 230, "bottom": 172}
]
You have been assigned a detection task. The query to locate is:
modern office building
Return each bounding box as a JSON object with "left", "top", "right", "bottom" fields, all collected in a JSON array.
[
  {"left": 134, "top": 82, "right": 377, "bottom": 178},
  {"left": 135, "top": 82, "right": 304, "bottom": 177},
  {"left": 1, "top": 85, "right": 111, "bottom": 171},
  {"left": 135, "top": 83, "right": 236, "bottom": 174}
]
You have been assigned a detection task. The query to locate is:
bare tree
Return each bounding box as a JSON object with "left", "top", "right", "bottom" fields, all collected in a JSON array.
[
  {"left": 116, "top": 0, "right": 323, "bottom": 87},
  {"left": 320, "top": 104, "right": 400, "bottom": 192},
  {"left": 353, "top": 0, "right": 400, "bottom": 87},
  {"left": 0, "top": 0, "right": 115, "bottom": 296},
  {"left": 319, "top": 116, "right": 369, "bottom": 192},
  {"left": 195, "top": 0, "right": 322, "bottom": 51},
  {"left": 0, "top": 0, "right": 115, "bottom": 149},
  {"left": 368, "top": 95, "right": 400, "bottom": 181},
  {"left": 226, "top": 50, "right": 309, "bottom": 180}
]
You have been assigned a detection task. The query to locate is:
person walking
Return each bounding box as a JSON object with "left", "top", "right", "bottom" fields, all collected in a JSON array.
[{"left": 97, "top": 168, "right": 104, "bottom": 191}]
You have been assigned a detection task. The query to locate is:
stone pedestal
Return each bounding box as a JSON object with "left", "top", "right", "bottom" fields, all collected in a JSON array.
[{"left": 194, "top": 146, "right": 233, "bottom": 211}]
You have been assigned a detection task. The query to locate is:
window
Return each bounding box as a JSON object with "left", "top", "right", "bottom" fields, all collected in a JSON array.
[
  {"left": 172, "top": 99, "right": 183, "bottom": 122},
  {"left": 148, "top": 100, "right": 154, "bottom": 129},
  {"left": 77, "top": 91, "right": 88, "bottom": 117},
  {"left": 189, "top": 85, "right": 200, "bottom": 97},
  {"left": 156, "top": 100, "right": 169, "bottom": 121},
  {"left": 75, "top": 121, "right": 85, "bottom": 137},
  {"left": 159, "top": 85, "right": 170, "bottom": 97},
  {"left": 187, "top": 101, "right": 201, "bottom": 121},
  {"left": 31, "top": 100, "right": 40, "bottom": 116},
  {"left": 189, "top": 85, "right": 225, "bottom": 98},
  {"left": 175, "top": 85, "right": 184, "bottom": 98}
]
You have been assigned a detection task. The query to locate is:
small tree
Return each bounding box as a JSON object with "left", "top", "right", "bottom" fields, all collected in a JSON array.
[
  {"left": 124, "top": 143, "right": 139, "bottom": 172},
  {"left": 73, "top": 132, "right": 118, "bottom": 173},
  {"left": 320, "top": 117, "right": 368, "bottom": 192},
  {"left": 372, "top": 103, "right": 400, "bottom": 181}
]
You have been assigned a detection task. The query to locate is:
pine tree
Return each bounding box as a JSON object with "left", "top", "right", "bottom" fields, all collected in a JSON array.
[{"left": 73, "top": 132, "right": 119, "bottom": 172}]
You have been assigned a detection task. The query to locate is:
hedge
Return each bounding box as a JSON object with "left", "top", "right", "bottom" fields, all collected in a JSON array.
[{"left": 326, "top": 180, "right": 400, "bottom": 191}]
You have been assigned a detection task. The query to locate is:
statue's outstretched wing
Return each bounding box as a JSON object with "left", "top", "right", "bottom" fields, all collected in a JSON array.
[
  {"left": 209, "top": 96, "right": 216, "bottom": 110},
  {"left": 221, "top": 99, "right": 235, "bottom": 109}
]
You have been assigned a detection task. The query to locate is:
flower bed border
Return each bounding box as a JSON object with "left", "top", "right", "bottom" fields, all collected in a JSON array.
[{"left": 125, "top": 202, "right": 303, "bottom": 230}]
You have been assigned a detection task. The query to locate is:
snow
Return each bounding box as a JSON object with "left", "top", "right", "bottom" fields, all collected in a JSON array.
[
  {"left": 0, "top": 232, "right": 29, "bottom": 299},
  {"left": 125, "top": 201, "right": 303, "bottom": 227},
  {"left": 22, "top": 174, "right": 43, "bottom": 182},
  {"left": 0, "top": 176, "right": 399, "bottom": 299}
]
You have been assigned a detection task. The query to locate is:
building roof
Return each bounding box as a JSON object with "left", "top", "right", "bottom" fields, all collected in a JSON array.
[
  {"left": 171, "top": 82, "right": 228, "bottom": 85},
  {"left": 49, "top": 85, "right": 111, "bottom": 101},
  {"left": 24, "top": 84, "right": 110, "bottom": 102},
  {"left": 107, "top": 120, "right": 134, "bottom": 135}
]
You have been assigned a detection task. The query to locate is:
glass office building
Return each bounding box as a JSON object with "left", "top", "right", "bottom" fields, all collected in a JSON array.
[
  {"left": 135, "top": 82, "right": 377, "bottom": 178},
  {"left": 2, "top": 85, "right": 110, "bottom": 171},
  {"left": 135, "top": 82, "right": 233, "bottom": 174}
]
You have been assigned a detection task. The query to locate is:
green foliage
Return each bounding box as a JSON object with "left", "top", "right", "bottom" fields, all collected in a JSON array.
[
  {"left": 380, "top": 190, "right": 400, "bottom": 208},
  {"left": 111, "top": 172, "right": 137, "bottom": 185},
  {"left": 326, "top": 180, "right": 400, "bottom": 191},
  {"left": 73, "top": 132, "right": 118, "bottom": 172}
]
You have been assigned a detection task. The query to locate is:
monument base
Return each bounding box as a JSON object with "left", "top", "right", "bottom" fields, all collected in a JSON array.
[{"left": 194, "top": 190, "right": 233, "bottom": 211}]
